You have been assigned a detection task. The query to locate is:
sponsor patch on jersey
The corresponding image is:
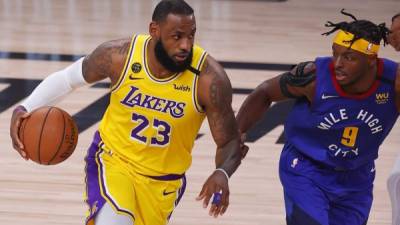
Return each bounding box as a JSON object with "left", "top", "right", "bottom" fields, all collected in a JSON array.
[
  {"left": 375, "top": 92, "right": 389, "bottom": 104},
  {"left": 131, "top": 62, "right": 142, "bottom": 73}
]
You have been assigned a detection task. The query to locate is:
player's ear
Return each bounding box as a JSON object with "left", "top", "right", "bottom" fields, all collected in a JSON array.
[{"left": 149, "top": 21, "right": 160, "bottom": 38}]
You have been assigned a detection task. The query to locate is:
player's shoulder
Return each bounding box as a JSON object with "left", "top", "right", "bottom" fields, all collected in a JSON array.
[
  {"left": 200, "top": 55, "right": 225, "bottom": 77},
  {"left": 84, "top": 37, "right": 133, "bottom": 84},
  {"left": 198, "top": 55, "right": 231, "bottom": 89},
  {"left": 285, "top": 61, "right": 316, "bottom": 87},
  {"left": 196, "top": 55, "right": 232, "bottom": 107},
  {"left": 97, "top": 37, "right": 133, "bottom": 56},
  {"left": 291, "top": 61, "right": 316, "bottom": 75}
]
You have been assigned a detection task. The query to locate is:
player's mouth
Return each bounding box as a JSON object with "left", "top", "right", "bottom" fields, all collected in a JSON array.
[
  {"left": 335, "top": 70, "right": 348, "bottom": 81},
  {"left": 174, "top": 53, "right": 188, "bottom": 62}
]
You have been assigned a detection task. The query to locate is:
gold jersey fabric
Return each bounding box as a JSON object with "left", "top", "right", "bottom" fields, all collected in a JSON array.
[{"left": 98, "top": 34, "right": 207, "bottom": 176}]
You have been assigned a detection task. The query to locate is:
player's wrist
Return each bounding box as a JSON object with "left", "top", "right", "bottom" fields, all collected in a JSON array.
[
  {"left": 215, "top": 168, "right": 230, "bottom": 180},
  {"left": 13, "top": 105, "right": 27, "bottom": 114}
]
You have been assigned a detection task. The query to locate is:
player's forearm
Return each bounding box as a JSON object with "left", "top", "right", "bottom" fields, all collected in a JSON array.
[
  {"left": 21, "top": 58, "right": 88, "bottom": 112},
  {"left": 215, "top": 137, "right": 242, "bottom": 177},
  {"left": 236, "top": 87, "right": 271, "bottom": 134}
]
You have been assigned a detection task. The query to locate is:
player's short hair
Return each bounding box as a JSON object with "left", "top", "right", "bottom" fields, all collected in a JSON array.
[
  {"left": 322, "top": 9, "right": 390, "bottom": 46},
  {"left": 152, "top": 0, "right": 194, "bottom": 23}
]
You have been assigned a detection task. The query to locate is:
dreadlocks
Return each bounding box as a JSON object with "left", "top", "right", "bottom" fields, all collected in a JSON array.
[{"left": 322, "top": 9, "right": 390, "bottom": 47}]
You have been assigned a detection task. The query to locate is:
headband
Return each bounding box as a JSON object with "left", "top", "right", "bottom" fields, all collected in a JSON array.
[{"left": 333, "top": 29, "right": 379, "bottom": 55}]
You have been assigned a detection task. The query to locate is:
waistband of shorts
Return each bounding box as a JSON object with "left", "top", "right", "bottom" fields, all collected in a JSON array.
[
  {"left": 142, "top": 173, "right": 185, "bottom": 181},
  {"left": 292, "top": 148, "right": 359, "bottom": 172},
  {"left": 93, "top": 131, "right": 186, "bottom": 181}
]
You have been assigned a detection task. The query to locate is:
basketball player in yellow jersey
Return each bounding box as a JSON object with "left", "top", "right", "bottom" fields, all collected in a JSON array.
[{"left": 10, "top": 0, "right": 243, "bottom": 224}]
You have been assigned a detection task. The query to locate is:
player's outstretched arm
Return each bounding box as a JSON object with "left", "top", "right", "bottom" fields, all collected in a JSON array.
[
  {"left": 9, "top": 38, "right": 130, "bottom": 159},
  {"left": 236, "top": 61, "right": 316, "bottom": 136},
  {"left": 195, "top": 56, "right": 242, "bottom": 218}
]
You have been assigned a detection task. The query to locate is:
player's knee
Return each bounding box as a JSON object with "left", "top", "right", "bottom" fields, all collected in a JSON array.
[{"left": 95, "top": 202, "right": 134, "bottom": 225}]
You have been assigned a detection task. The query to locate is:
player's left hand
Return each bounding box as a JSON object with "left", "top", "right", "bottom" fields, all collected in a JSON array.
[{"left": 196, "top": 169, "right": 229, "bottom": 218}]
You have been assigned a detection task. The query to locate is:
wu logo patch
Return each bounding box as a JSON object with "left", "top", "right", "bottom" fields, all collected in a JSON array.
[
  {"left": 375, "top": 92, "right": 389, "bottom": 104},
  {"left": 131, "top": 62, "right": 142, "bottom": 73}
]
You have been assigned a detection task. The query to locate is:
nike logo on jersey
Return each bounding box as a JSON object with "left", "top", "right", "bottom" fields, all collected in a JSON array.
[
  {"left": 321, "top": 94, "right": 339, "bottom": 99},
  {"left": 129, "top": 75, "right": 144, "bottom": 80},
  {"left": 163, "top": 190, "right": 175, "bottom": 196}
]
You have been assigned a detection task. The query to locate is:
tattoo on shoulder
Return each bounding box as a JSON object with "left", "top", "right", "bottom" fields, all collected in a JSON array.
[
  {"left": 86, "top": 39, "right": 129, "bottom": 81},
  {"left": 91, "top": 47, "right": 113, "bottom": 79},
  {"left": 118, "top": 40, "right": 131, "bottom": 55},
  {"left": 205, "top": 66, "right": 230, "bottom": 108}
]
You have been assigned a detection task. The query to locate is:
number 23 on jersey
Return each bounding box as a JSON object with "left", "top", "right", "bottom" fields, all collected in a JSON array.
[{"left": 130, "top": 112, "right": 172, "bottom": 147}]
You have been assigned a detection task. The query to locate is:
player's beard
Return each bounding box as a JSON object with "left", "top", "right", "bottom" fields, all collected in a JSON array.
[{"left": 154, "top": 39, "right": 193, "bottom": 73}]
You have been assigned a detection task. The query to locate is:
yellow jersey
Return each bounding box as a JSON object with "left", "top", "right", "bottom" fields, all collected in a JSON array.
[{"left": 98, "top": 34, "right": 207, "bottom": 176}]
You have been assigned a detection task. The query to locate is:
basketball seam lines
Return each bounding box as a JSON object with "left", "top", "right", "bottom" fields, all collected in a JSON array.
[
  {"left": 38, "top": 107, "right": 52, "bottom": 164},
  {"left": 48, "top": 109, "right": 66, "bottom": 165}
]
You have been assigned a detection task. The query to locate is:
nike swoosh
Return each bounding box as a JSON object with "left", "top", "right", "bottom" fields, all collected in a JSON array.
[
  {"left": 129, "top": 75, "right": 143, "bottom": 80},
  {"left": 321, "top": 94, "right": 339, "bottom": 99},
  {"left": 163, "top": 190, "right": 175, "bottom": 196}
]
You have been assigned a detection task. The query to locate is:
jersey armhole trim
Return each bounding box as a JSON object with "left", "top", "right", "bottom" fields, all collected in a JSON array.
[
  {"left": 111, "top": 35, "right": 138, "bottom": 92},
  {"left": 193, "top": 51, "right": 207, "bottom": 113}
]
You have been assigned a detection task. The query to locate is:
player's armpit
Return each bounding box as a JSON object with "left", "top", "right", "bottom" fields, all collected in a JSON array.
[
  {"left": 83, "top": 38, "right": 131, "bottom": 85},
  {"left": 198, "top": 56, "right": 241, "bottom": 176}
]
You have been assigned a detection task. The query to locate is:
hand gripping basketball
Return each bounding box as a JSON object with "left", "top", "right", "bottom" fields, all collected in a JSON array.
[{"left": 18, "top": 106, "right": 78, "bottom": 165}]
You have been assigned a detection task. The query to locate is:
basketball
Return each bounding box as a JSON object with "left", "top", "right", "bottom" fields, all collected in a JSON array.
[{"left": 19, "top": 106, "right": 79, "bottom": 165}]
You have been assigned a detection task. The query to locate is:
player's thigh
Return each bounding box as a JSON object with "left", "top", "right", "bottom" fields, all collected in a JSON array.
[
  {"left": 329, "top": 188, "right": 373, "bottom": 225},
  {"left": 282, "top": 183, "right": 329, "bottom": 225},
  {"left": 85, "top": 149, "right": 137, "bottom": 222},
  {"left": 135, "top": 176, "right": 187, "bottom": 224},
  {"left": 279, "top": 147, "right": 329, "bottom": 225}
]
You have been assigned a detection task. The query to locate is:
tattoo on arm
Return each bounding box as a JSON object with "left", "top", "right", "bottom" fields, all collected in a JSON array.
[
  {"left": 205, "top": 63, "right": 238, "bottom": 147},
  {"left": 83, "top": 39, "right": 130, "bottom": 84},
  {"left": 202, "top": 59, "right": 242, "bottom": 175}
]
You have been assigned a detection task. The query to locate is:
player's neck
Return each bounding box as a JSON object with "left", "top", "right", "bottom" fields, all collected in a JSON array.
[{"left": 147, "top": 39, "right": 177, "bottom": 79}]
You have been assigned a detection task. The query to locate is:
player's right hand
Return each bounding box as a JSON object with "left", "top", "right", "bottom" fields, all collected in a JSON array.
[{"left": 10, "top": 105, "right": 29, "bottom": 159}]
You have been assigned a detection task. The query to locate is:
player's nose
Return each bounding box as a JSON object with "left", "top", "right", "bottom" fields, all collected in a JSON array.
[
  {"left": 178, "top": 38, "right": 191, "bottom": 53},
  {"left": 333, "top": 56, "right": 344, "bottom": 69}
]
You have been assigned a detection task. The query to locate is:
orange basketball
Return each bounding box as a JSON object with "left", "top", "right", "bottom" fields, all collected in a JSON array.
[{"left": 19, "top": 106, "right": 78, "bottom": 165}]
